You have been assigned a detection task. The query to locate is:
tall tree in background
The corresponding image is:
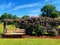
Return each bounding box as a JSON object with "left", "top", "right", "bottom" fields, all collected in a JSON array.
[
  {"left": 22, "top": 15, "right": 29, "bottom": 19},
  {"left": 0, "top": 17, "right": 1, "bottom": 20},
  {"left": 41, "top": 4, "right": 56, "bottom": 17}
]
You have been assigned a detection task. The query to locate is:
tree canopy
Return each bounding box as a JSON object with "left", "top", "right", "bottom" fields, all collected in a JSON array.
[
  {"left": 41, "top": 4, "right": 60, "bottom": 18},
  {"left": 0, "top": 13, "right": 19, "bottom": 20},
  {"left": 49, "top": 11, "right": 60, "bottom": 18},
  {"left": 41, "top": 4, "right": 56, "bottom": 17},
  {"left": 22, "top": 15, "right": 29, "bottom": 19}
]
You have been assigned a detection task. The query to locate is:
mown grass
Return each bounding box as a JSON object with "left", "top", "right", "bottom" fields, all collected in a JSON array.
[
  {"left": 0, "top": 38, "right": 60, "bottom": 45},
  {"left": 0, "top": 23, "right": 4, "bottom": 34}
]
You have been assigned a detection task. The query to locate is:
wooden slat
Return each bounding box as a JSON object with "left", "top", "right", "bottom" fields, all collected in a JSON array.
[
  {"left": 4, "top": 33, "right": 25, "bottom": 35},
  {"left": 4, "top": 29, "right": 25, "bottom": 35}
]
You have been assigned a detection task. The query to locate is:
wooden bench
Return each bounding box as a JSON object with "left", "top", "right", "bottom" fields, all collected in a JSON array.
[{"left": 3, "top": 29, "right": 25, "bottom": 38}]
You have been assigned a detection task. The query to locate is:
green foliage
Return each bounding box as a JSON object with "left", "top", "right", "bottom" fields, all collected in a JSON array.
[
  {"left": 48, "top": 29, "right": 58, "bottom": 36},
  {"left": 41, "top": 4, "right": 56, "bottom": 17},
  {"left": 49, "top": 11, "right": 60, "bottom": 18},
  {"left": 41, "top": 4, "right": 60, "bottom": 18},
  {"left": 0, "top": 13, "right": 19, "bottom": 20},
  {"left": 12, "top": 15, "right": 19, "bottom": 19},
  {"left": 0, "top": 13, "right": 19, "bottom": 25},
  {"left": 6, "top": 20, "right": 14, "bottom": 25},
  {"left": 22, "top": 15, "right": 29, "bottom": 19},
  {"left": 0, "top": 23, "right": 4, "bottom": 34},
  {"left": 1, "top": 13, "right": 12, "bottom": 19},
  {"left": 16, "top": 17, "right": 45, "bottom": 35},
  {"left": 0, "top": 17, "right": 1, "bottom": 20},
  {"left": 0, "top": 23, "right": 18, "bottom": 34},
  {"left": 35, "top": 26, "right": 44, "bottom": 36},
  {"left": 16, "top": 16, "right": 60, "bottom": 36}
]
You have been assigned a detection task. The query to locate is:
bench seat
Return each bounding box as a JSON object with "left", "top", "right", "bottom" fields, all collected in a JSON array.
[{"left": 4, "top": 33, "right": 25, "bottom": 35}]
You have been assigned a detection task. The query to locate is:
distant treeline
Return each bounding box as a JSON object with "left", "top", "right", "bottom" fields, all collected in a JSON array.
[{"left": 0, "top": 13, "right": 19, "bottom": 20}]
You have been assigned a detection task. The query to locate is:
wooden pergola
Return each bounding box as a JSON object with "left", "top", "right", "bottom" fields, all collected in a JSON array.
[{"left": 3, "top": 19, "right": 25, "bottom": 37}]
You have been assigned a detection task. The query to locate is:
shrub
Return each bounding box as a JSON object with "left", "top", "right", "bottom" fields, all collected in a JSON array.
[
  {"left": 35, "top": 26, "right": 44, "bottom": 36},
  {"left": 57, "top": 28, "right": 60, "bottom": 35},
  {"left": 15, "top": 17, "right": 60, "bottom": 36},
  {"left": 6, "top": 21, "right": 13, "bottom": 25},
  {"left": 48, "top": 29, "right": 58, "bottom": 36}
]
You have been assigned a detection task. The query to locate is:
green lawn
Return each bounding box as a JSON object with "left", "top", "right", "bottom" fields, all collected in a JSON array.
[
  {"left": 0, "top": 38, "right": 60, "bottom": 45},
  {"left": 0, "top": 23, "right": 4, "bottom": 34}
]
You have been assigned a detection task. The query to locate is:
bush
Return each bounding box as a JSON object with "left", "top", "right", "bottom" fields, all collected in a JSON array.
[
  {"left": 57, "top": 28, "right": 60, "bottom": 35},
  {"left": 48, "top": 29, "right": 58, "bottom": 36},
  {"left": 6, "top": 21, "right": 13, "bottom": 25},
  {"left": 35, "top": 26, "right": 44, "bottom": 36},
  {"left": 15, "top": 17, "right": 60, "bottom": 36}
]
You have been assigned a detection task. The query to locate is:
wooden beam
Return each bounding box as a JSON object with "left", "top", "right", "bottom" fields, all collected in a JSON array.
[{"left": 4, "top": 21, "right": 7, "bottom": 33}]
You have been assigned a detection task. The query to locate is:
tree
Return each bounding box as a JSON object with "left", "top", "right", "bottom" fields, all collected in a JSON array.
[
  {"left": 49, "top": 11, "right": 60, "bottom": 18},
  {"left": 0, "top": 13, "right": 20, "bottom": 20},
  {"left": 0, "top": 17, "right": 1, "bottom": 20},
  {"left": 41, "top": 4, "right": 56, "bottom": 17},
  {"left": 12, "top": 15, "right": 19, "bottom": 19},
  {"left": 1, "top": 13, "right": 13, "bottom": 19},
  {"left": 22, "top": 15, "right": 29, "bottom": 19}
]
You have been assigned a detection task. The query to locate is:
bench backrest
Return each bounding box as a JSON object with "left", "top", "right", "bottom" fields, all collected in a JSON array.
[{"left": 6, "top": 29, "right": 25, "bottom": 33}]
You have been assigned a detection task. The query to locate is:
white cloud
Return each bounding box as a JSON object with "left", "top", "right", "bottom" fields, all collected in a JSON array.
[
  {"left": 6, "top": 2, "right": 12, "bottom": 8},
  {"left": 14, "top": 3, "right": 40, "bottom": 10},
  {"left": 0, "top": 2, "right": 13, "bottom": 10}
]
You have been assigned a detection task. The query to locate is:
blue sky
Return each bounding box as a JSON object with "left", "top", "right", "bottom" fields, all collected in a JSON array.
[{"left": 0, "top": 0, "right": 60, "bottom": 17}]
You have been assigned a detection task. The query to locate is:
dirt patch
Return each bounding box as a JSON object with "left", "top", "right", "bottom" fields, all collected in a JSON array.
[
  {"left": 0, "top": 34, "right": 60, "bottom": 39},
  {"left": 23, "top": 35, "right": 60, "bottom": 39}
]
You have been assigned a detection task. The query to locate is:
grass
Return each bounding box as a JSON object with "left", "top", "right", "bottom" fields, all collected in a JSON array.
[
  {"left": 6, "top": 25, "right": 18, "bottom": 30},
  {"left": 0, "top": 38, "right": 60, "bottom": 45},
  {"left": 0, "top": 23, "right": 4, "bottom": 34},
  {"left": 57, "top": 25, "right": 60, "bottom": 28}
]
